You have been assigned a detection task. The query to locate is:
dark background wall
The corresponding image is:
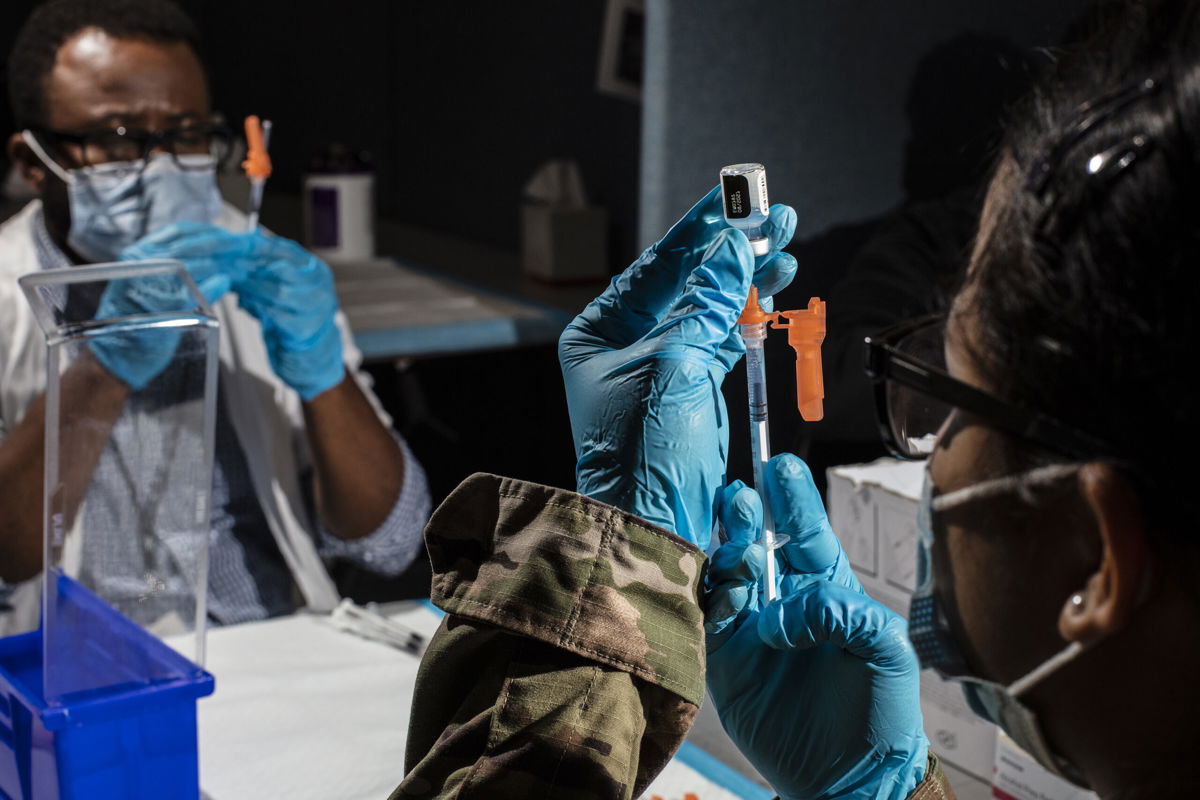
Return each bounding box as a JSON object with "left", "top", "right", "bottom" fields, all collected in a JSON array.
[
  {"left": 640, "top": 0, "right": 1092, "bottom": 246},
  {"left": 0, "top": 0, "right": 643, "bottom": 264}
]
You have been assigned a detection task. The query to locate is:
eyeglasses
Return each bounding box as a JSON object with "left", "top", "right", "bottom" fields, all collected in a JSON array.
[
  {"left": 29, "top": 122, "right": 235, "bottom": 171},
  {"left": 864, "top": 314, "right": 1117, "bottom": 460}
]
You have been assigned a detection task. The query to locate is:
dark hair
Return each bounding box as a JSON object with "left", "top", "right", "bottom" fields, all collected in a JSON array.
[
  {"left": 7, "top": 0, "right": 202, "bottom": 129},
  {"left": 962, "top": 0, "right": 1200, "bottom": 536}
]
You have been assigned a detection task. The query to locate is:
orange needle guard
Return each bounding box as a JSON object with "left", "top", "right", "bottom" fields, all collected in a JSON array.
[
  {"left": 738, "top": 287, "right": 828, "bottom": 422},
  {"left": 775, "top": 298, "right": 827, "bottom": 422},
  {"left": 242, "top": 115, "right": 272, "bottom": 180}
]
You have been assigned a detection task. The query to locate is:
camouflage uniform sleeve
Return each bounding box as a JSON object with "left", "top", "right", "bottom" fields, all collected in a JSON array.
[{"left": 391, "top": 473, "right": 707, "bottom": 800}]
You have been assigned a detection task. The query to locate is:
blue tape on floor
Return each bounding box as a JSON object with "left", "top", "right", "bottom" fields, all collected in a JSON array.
[{"left": 673, "top": 741, "right": 774, "bottom": 799}]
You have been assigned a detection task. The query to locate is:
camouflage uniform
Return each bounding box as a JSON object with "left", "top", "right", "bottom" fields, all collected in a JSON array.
[{"left": 390, "top": 473, "right": 955, "bottom": 800}]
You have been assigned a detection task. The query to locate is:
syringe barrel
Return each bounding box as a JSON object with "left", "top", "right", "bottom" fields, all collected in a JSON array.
[{"left": 742, "top": 326, "right": 769, "bottom": 420}]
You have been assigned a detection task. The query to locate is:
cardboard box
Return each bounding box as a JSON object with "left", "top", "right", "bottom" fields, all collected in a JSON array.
[
  {"left": 827, "top": 458, "right": 998, "bottom": 783},
  {"left": 993, "top": 732, "right": 1098, "bottom": 800}
]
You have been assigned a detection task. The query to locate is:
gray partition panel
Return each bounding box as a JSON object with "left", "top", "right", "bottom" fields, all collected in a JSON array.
[{"left": 640, "top": 0, "right": 1090, "bottom": 247}]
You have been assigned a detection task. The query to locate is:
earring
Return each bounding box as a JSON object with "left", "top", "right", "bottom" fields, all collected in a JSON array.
[{"left": 1070, "top": 593, "right": 1085, "bottom": 609}]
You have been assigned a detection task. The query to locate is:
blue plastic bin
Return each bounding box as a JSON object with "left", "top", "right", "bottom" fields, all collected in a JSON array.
[{"left": 0, "top": 575, "right": 214, "bottom": 800}]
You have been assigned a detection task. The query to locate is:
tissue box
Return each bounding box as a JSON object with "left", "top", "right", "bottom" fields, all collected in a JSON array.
[
  {"left": 826, "top": 458, "right": 998, "bottom": 784},
  {"left": 521, "top": 204, "right": 609, "bottom": 283},
  {"left": 0, "top": 575, "right": 214, "bottom": 800}
]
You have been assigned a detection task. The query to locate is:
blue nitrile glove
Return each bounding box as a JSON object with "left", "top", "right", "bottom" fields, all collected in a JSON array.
[
  {"left": 92, "top": 222, "right": 259, "bottom": 389},
  {"left": 233, "top": 232, "right": 345, "bottom": 401},
  {"left": 120, "top": 221, "right": 252, "bottom": 305},
  {"left": 559, "top": 187, "right": 797, "bottom": 548},
  {"left": 89, "top": 268, "right": 198, "bottom": 390},
  {"left": 705, "top": 454, "right": 928, "bottom": 800}
]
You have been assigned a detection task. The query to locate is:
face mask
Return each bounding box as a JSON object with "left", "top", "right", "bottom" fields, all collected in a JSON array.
[
  {"left": 23, "top": 130, "right": 223, "bottom": 263},
  {"left": 909, "top": 464, "right": 1091, "bottom": 787}
]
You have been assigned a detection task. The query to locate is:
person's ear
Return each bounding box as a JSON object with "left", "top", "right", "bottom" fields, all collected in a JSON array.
[
  {"left": 1058, "top": 463, "right": 1151, "bottom": 642},
  {"left": 8, "top": 132, "right": 47, "bottom": 194}
]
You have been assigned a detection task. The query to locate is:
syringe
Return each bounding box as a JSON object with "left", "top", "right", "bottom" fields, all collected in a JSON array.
[
  {"left": 721, "top": 162, "right": 827, "bottom": 605},
  {"left": 242, "top": 115, "right": 273, "bottom": 231},
  {"left": 738, "top": 288, "right": 787, "bottom": 603},
  {"left": 722, "top": 162, "right": 784, "bottom": 602}
]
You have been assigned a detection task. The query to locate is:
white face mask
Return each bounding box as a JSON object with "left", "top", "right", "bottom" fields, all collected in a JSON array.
[
  {"left": 23, "top": 130, "right": 223, "bottom": 263},
  {"left": 910, "top": 464, "right": 1091, "bottom": 787}
]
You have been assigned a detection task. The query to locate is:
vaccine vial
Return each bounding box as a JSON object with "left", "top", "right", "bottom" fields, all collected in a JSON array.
[{"left": 720, "top": 163, "right": 770, "bottom": 255}]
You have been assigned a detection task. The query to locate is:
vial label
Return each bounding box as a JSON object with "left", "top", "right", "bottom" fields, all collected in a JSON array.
[{"left": 722, "top": 174, "right": 752, "bottom": 219}]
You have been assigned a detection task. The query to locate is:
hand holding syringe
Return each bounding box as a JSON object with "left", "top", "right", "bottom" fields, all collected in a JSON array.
[{"left": 720, "top": 164, "right": 827, "bottom": 603}]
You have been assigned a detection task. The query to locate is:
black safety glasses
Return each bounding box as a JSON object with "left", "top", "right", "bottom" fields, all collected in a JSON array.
[{"left": 864, "top": 314, "right": 1117, "bottom": 460}]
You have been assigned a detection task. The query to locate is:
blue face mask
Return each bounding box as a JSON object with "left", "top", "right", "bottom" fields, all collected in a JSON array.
[
  {"left": 23, "top": 130, "right": 223, "bottom": 263},
  {"left": 910, "top": 465, "right": 1091, "bottom": 787}
]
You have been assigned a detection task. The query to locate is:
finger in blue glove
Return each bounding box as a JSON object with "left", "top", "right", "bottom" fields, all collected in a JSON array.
[
  {"left": 89, "top": 270, "right": 196, "bottom": 390},
  {"left": 120, "top": 221, "right": 251, "bottom": 305},
  {"left": 566, "top": 187, "right": 728, "bottom": 354},
  {"left": 705, "top": 480, "right": 764, "bottom": 649},
  {"left": 234, "top": 232, "right": 344, "bottom": 401},
  {"left": 754, "top": 204, "right": 799, "bottom": 299},
  {"left": 713, "top": 204, "right": 798, "bottom": 372},
  {"left": 766, "top": 454, "right": 847, "bottom": 579}
]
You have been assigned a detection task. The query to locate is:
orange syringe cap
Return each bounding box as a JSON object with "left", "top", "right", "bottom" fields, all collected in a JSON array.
[
  {"left": 242, "top": 115, "right": 272, "bottom": 181},
  {"left": 773, "top": 297, "right": 827, "bottom": 422}
]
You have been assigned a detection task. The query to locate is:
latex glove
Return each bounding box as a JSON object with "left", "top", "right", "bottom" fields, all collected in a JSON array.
[
  {"left": 705, "top": 454, "right": 928, "bottom": 800},
  {"left": 120, "top": 221, "right": 252, "bottom": 305},
  {"left": 559, "top": 187, "right": 796, "bottom": 548},
  {"left": 89, "top": 269, "right": 198, "bottom": 390},
  {"left": 234, "top": 233, "right": 345, "bottom": 401}
]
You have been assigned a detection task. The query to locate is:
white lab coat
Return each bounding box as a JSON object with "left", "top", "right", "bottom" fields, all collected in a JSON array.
[{"left": 0, "top": 200, "right": 386, "bottom": 630}]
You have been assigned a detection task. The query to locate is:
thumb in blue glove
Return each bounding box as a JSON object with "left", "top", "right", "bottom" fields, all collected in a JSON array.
[
  {"left": 234, "top": 232, "right": 344, "bottom": 401},
  {"left": 705, "top": 454, "right": 928, "bottom": 800},
  {"left": 120, "top": 220, "right": 253, "bottom": 305},
  {"left": 705, "top": 479, "right": 765, "bottom": 649}
]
